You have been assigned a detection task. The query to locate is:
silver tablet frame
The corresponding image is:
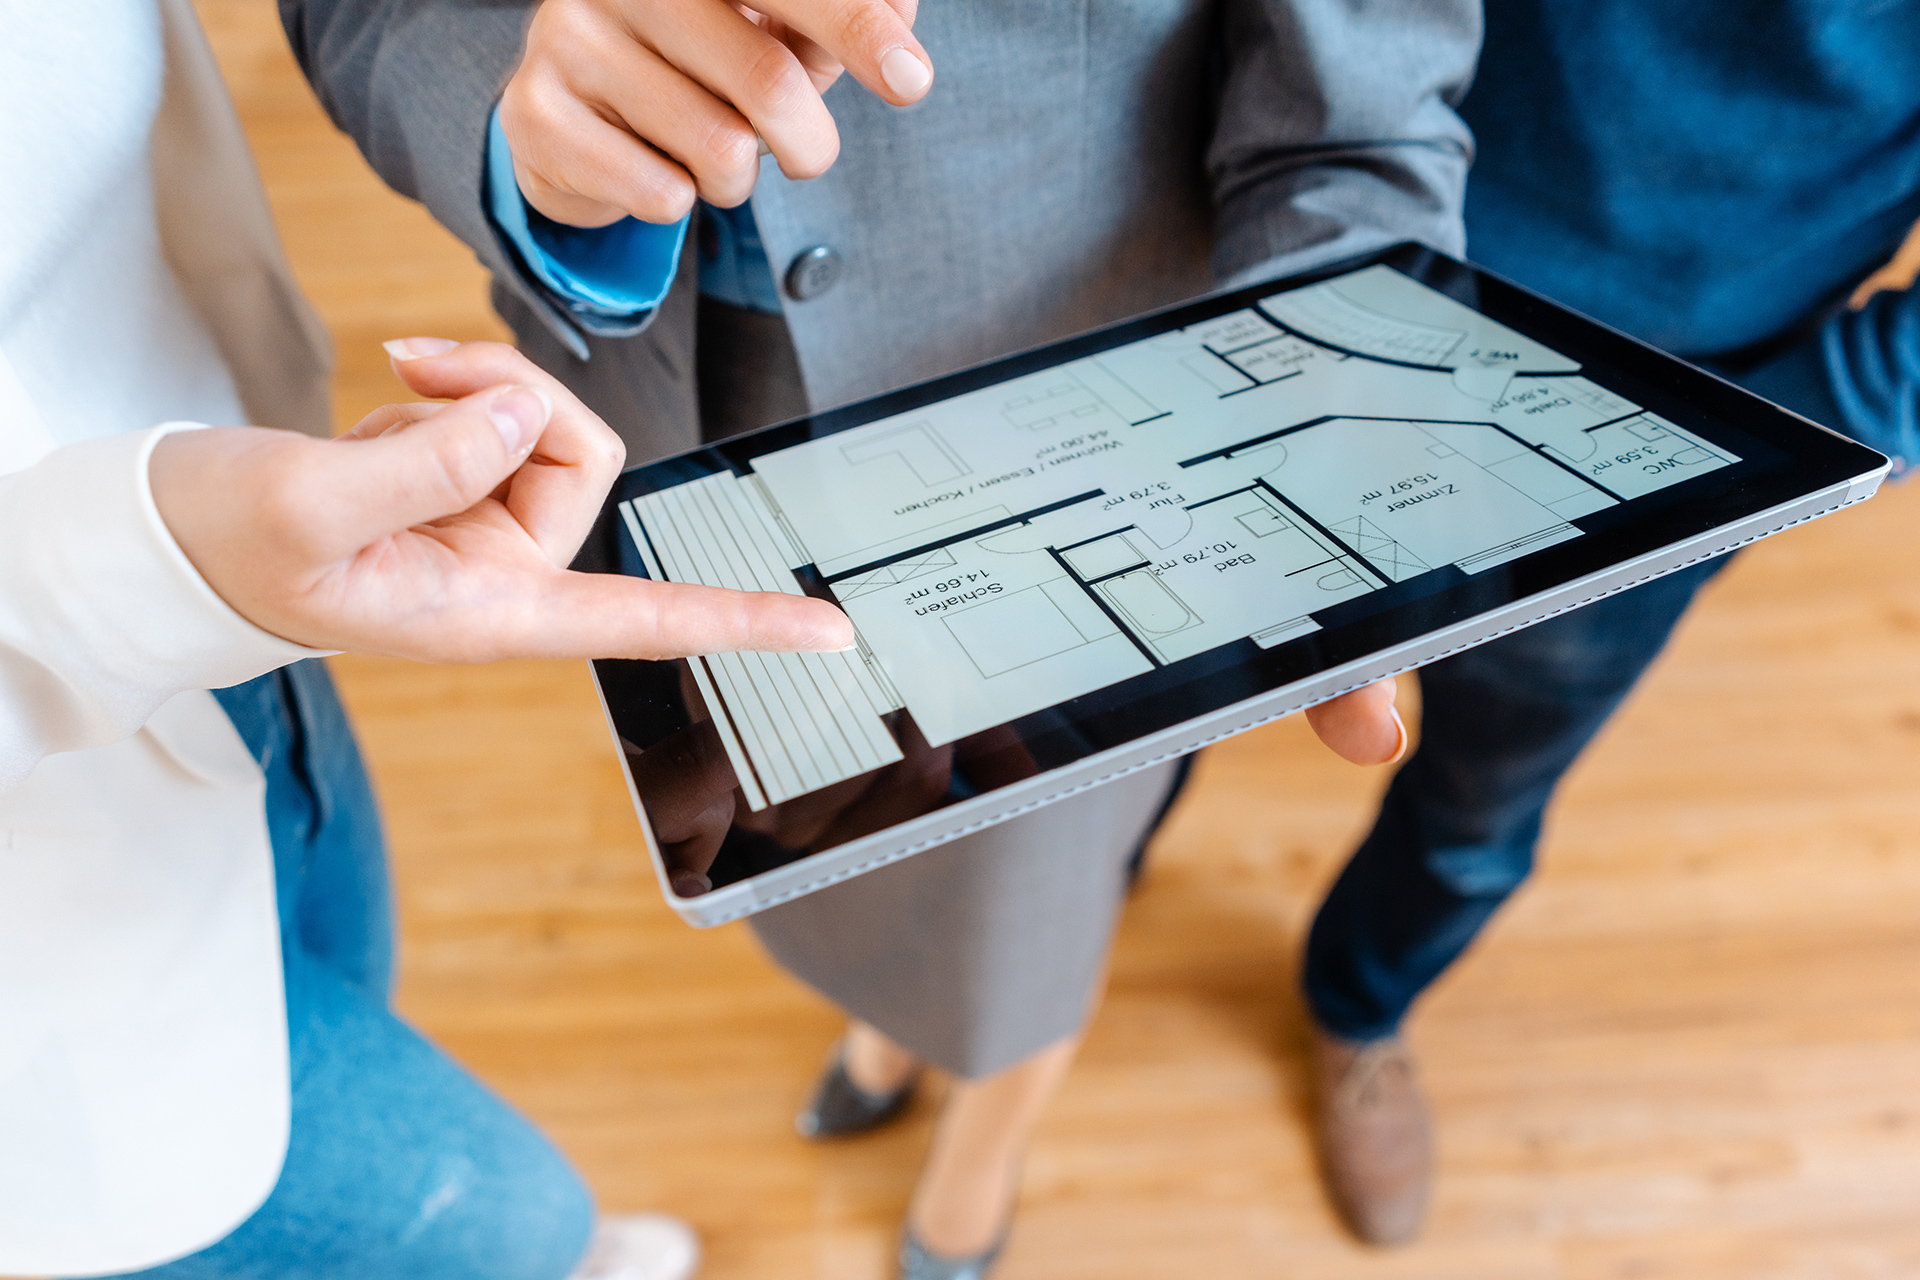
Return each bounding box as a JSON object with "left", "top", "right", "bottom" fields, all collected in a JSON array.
[{"left": 600, "top": 461, "right": 1887, "bottom": 928}]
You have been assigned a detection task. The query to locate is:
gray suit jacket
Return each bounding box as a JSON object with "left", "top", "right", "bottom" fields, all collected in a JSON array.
[{"left": 282, "top": 0, "right": 1478, "bottom": 458}]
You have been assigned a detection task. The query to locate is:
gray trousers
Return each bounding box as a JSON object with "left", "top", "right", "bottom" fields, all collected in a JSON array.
[{"left": 512, "top": 281, "right": 1176, "bottom": 1078}]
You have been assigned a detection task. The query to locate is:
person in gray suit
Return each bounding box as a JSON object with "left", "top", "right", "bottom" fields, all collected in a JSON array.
[{"left": 282, "top": 0, "right": 1473, "bottom": 1272}]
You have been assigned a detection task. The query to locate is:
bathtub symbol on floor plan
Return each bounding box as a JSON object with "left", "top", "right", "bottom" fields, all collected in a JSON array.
[{"left": 1100, "top": 571, "right": 1199, "bottom": 636}]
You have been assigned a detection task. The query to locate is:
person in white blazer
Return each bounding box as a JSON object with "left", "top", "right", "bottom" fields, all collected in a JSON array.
[{"left": 0, "top": 2, "right": 851, "bottom": 1277}]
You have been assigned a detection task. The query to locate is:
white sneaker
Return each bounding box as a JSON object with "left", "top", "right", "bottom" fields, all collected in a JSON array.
[{"left": 568, "top": 1214, "right": 701, "bottom": 1280}]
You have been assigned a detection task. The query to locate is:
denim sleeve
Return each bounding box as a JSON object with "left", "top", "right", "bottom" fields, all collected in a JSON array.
[
  {"left": 484, "top": 108, "right": 689, "bottom": 320},
  {"left": 1826, "top": 286, "right": 1920, "bottom": 469},
  {"left": 1739, "top": 287, "right": 1920, "bottom": 472}
]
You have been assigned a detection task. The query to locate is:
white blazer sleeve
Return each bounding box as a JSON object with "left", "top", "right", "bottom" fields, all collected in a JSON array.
[{"left": 0, "top": 422, "right": 328, "bottom": 791}]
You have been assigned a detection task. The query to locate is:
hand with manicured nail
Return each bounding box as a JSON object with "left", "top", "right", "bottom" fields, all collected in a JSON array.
[
  {"left": 147, "top": 339, "right": 855, "bottom": 662},
  {"left": 499, "top": 0, "right": 931, "bottom": 228}
]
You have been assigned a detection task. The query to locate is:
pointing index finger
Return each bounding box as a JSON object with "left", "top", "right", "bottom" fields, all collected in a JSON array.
[{"left": 543, "top": 574, "right": 858, "bottom": 660}]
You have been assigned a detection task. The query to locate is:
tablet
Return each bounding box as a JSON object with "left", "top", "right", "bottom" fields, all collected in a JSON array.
[{"left": 579, "top": 243, "right": 1888, "bottom": 927}]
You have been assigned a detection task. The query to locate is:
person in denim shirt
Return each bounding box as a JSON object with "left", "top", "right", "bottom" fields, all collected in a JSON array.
[{"left": 1294, "top": 0, "right": 1920, "bottom": 1247}]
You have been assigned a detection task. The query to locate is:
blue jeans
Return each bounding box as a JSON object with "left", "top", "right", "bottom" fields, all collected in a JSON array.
[
  {"left": 1302, "top": 347, "right": 1898, "bottom": 1041},
  {"left": 107, "top": 662, "right": 594, "bottom": 1280}
]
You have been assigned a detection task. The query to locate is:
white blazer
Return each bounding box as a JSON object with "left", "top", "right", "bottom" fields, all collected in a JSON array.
[{"left": 0, "top": 1, "right": 335, "bottom": 1271}]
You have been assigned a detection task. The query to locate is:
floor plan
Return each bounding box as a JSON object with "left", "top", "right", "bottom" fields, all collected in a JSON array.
[{"left": 623, "top": 265, "right": 1738, "bottom": 807}]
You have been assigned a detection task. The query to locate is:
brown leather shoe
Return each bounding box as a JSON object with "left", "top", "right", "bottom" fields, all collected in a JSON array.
[{"left": 1309, "top": 1027, "right": 1433, "bottom": 1246}]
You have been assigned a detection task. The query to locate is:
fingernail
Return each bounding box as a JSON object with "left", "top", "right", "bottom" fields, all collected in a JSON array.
[
  {"left": 880, "top": 47, "right": 931, "bottom": 99},
  {"left": 383, "top": 336, "right": 460, "bottom": 361},
  {"left": 1385, "top": 705, "right": 1410, "bottom": 765},
  {"left": 670, "top": 871, "right": 713, "bottom": 898},
  {"left": 824, "top": 616, "right": 858, "bottom": 651},
  {"left": 488, "top": 384, "right": 552, "bottom": 453}
]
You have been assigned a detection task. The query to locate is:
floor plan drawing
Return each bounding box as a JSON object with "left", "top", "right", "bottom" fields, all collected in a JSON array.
[
  {"left": 841, "top": 421, "right": 970, "bottom": 486},
  {"left": 622, "top": 265, "right": 1741, "bottom": 804}
]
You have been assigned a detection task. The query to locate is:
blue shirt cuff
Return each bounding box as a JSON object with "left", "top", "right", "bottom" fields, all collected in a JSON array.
[
  {"left": 1727, "top": 293, "right": 1920, "bottom": 477},
  {"left": 485, "top": 108, "right": 688, "bottom": 318},
  {"left": 1822, "top": 287, "right": 1920, "bottom": 472}
]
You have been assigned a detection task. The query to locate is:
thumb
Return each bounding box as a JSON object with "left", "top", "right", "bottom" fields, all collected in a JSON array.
[
  {"left": 324, "top": 383, "right": 550, "bottom": 546},
  {"left": 531, "top": 574, "right": 857, "bottom": 659},
  {"left": 1303, "top": 679, "right": 1408, "bottom": 766}
]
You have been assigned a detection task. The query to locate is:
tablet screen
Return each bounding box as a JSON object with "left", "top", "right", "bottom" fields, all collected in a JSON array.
[{"left": 586, "top": 246, "right": 1873, "bottom": 889}]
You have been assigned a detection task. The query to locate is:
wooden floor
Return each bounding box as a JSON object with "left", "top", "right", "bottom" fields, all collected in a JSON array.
[{"left": 196, "top": 5, "right": 1920, "bottom": 1275}]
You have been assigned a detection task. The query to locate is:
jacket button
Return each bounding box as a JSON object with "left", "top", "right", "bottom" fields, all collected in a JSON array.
[{"left": 784, "top": 245, "right": 844, "bottom": 301}]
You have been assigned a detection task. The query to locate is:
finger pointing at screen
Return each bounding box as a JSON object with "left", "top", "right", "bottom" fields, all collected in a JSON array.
[{"left": 149, "top": 339, "right": 855, "bottom": 662}]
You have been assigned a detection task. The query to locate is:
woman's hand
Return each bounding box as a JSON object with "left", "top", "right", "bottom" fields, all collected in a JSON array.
[{"left": 149, "top": 339, "right": 854, "bottom": 662}]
